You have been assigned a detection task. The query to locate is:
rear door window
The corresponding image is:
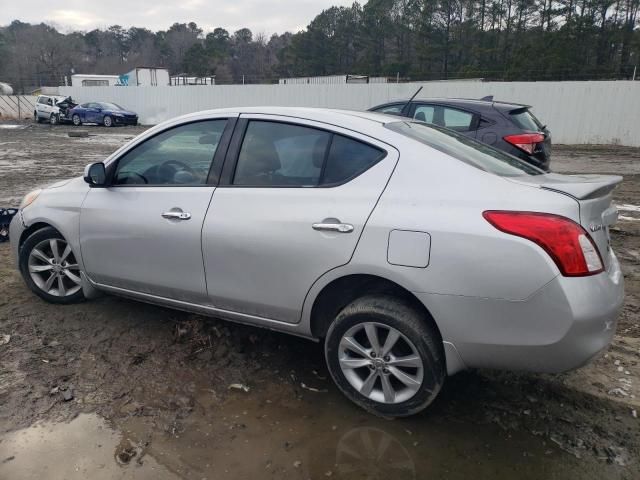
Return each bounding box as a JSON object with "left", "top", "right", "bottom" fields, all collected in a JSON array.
[
  {"left": 413, "top": 105, "right": 435, "bottom": 123},
  {"left": 232, "top": 121, "right": 385, "bottom": 187},
  {"left": 233, "top": 121, "right": 330, "bottom": 186},
  {"left": 442, "top": 107, "right": 474, "bottom": 131}
]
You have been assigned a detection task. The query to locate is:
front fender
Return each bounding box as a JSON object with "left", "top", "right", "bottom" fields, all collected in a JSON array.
[{"left": 19, "top": 177, "right": 90, "bottom": 270}]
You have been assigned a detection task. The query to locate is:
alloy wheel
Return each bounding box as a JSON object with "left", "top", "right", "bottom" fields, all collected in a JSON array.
[
  {"left": 338, "top": 322, "right": 424, "bottom": 404},
  {"left": 28, "top": 238, "right": 82, "bottom": 297}
]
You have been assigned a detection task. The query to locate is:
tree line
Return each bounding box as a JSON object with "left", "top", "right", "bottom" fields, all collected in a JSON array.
[{"left": 0, "top": 0, "right": 638, "bottom": 92}]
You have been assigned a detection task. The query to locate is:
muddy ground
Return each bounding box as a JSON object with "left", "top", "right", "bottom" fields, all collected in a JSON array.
[{"left": 0, "top": 123, "right": 639, "bottom": 479}]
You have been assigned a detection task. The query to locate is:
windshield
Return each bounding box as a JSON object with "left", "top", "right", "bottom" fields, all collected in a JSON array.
[
  {"left": 386, "top": 121, "right": 544, "bottom": 177},
  {"left": 99, "top": 102, "right": 124, "bottom": 110}
]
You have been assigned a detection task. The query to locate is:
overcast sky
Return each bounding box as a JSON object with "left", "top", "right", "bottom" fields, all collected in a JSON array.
[{"left": 0, "top": 0, "right": 353, "bottom": 36}]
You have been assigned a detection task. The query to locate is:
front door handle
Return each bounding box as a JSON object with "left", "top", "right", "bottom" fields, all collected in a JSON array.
[
  {"left": 312, "top": 222, "right": 354, "bottom": 233},
  {"left": 162, "top": 211, "right": 191, "bottom": 220}
]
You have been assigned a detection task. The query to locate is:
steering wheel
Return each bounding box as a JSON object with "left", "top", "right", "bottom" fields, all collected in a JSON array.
[
  {"left": 157, "top": 160, "right": 198, "bottom": 183},
  {"left": 118, "top": 171, "right": 148, "bottom": 184}
]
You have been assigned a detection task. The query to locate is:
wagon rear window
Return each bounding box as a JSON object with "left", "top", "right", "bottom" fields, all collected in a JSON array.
[{"left": 386, "top": 121, "right": 543, "bottom": 177}]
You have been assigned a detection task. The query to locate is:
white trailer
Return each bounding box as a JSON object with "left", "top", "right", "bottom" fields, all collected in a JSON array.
[
  {"left": 279, "top": 74, "right": 388, "bottom": 85},
  {"left": 123, "top": 67, "right": 170, "bottom": 86},
  {"left": 70, "top": 74, "right": 121, "bottom": 87}
]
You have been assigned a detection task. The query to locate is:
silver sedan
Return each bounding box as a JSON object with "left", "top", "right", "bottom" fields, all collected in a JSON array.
[{"left": 10, "top": 107, "right": 624, "bottom": 417}]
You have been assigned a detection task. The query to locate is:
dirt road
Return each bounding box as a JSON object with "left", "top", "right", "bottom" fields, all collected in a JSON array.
[{"left": 1, "top": 123, "right": 639, "bottom": 479}]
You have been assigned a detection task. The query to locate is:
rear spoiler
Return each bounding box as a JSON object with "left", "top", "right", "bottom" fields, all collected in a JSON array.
[{"left": 510, "top": 173, "right": 623, "bottom": 200}]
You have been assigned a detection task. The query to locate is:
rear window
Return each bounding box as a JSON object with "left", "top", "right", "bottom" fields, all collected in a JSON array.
[
  {"left": 386, "top": 121, "right": 543, "bottom": 177},
  {"left": 509, "top": 108, "right": 544, "bottom": 131},
  {"left": 372, "top": 103, "right": 403, "bottom": 115}
]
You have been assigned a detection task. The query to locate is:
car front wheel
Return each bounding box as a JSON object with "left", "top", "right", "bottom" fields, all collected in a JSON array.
[
  {"left": 103, "top": 115, "right": 113, "bottom": 127},
  {"left": 72, "top": 114, "right": 81, "bottom": 126},
  {"left": 19, "top": 227, "right": 85, "bottom": 304},
  {"left": 325, "top": 295, "right": 445, "bottom": 417},
  {"left": 49, "top": 113, "right": 59, "bottom": 125}
]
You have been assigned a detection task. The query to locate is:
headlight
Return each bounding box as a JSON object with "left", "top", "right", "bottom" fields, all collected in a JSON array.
[{"left": 20, "top": 189, "right": 42, "bottom": 209}]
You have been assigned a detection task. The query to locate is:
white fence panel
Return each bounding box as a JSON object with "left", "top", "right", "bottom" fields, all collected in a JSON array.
[
  {"left": 59, "top": 81, "right": 640, "bottom": 146},
  {"left": 0, "top": 95, "right": 37, "bottom": 120}
]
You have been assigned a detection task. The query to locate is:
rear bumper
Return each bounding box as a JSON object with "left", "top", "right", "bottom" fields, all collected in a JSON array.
[{"left": 416, "top": 249, "right": 624, "bottom": 375}]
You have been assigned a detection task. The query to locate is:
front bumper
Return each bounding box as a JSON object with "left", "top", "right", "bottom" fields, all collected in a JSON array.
[
  {"left": 417, "top": 249, "right": 624, "bottom": 374},
  {"left": 9, "top": 210, "right": 26, "bottom": 269},
  {"left": 113, "top": 116, "right": 138, "bottom": 125}
]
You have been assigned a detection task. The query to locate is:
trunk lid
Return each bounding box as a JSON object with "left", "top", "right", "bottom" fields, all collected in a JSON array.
[{"left": 508, "top": 173, "right": 622, "bottom": 270}]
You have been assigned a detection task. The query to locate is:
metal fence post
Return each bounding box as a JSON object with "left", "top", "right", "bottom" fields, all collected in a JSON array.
[{"left": 17, "top": 96, "right": 21, "bottom": 119}]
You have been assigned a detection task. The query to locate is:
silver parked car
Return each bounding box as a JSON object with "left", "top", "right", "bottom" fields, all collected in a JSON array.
[{"left": 10, "top": 107, "right": 624, "bottom": 417}]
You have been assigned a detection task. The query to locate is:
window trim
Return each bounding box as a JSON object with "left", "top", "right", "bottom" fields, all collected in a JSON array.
[
  {"left": 105, "top": 118, "right": 236, "bottom": 188},
  {"left": 218, "top": 118, "right": 387, "bottom": 189}
]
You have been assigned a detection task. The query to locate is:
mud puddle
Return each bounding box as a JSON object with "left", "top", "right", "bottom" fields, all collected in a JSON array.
[
  {"left": 0, "top": 390, "right": 627, "bottom": 480},
  {"left": 0, "top": 413, "right": 176, "bottom": 479}
]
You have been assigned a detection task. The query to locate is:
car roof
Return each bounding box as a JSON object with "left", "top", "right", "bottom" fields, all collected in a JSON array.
[
  {"left": 372, "top": 97, "right": 530, "bottom": 111},
  {"left": 177, "top": 107, "right": 398, "bottom": 127}
]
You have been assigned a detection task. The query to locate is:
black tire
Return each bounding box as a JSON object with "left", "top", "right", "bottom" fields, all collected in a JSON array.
[
  {"left": 103, "top": 115, "right": 113, "bottom": 127},
  {"left": 19, "top": 227, "right": 85, "bottom": 304},
  {"left": 49, "top": 113, "right": 59, "bottom": 125},
  {"left": 325, "top": 295, "right": 445, "bottom": 417},
  {"left": 72, "top": 114, "right": 82, "bottom": 126}
]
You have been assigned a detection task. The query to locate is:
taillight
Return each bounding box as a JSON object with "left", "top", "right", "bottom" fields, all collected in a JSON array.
[
  {"left": 483, "top": 211, "right": 604, "bottom": 277},
  {"left": 503, "top": 133, "right": 545, "bottom": 155}
]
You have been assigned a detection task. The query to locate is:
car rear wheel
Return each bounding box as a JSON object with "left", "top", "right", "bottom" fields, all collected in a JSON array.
[
  {"left": 103, "top": 115, "right": 113, "bottom": 127},
  {"left": 49, "top": 113, "right": 59, "bottom": 125},
  {"left": 72, "top": 114, "right": 82, "bottom": 126},
  {"left": 19, "top": 227, "right": 85, "bottom": 304},
  {"left": 325, "top": 295, "right": 445, "bottom": 417}
]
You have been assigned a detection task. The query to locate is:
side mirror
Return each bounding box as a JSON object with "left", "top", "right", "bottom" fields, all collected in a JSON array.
[{"left": 83, "top": 162, "right": 107, "bottom": 187}]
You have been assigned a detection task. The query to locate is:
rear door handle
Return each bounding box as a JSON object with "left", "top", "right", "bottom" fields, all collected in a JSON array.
[
  {"left": 162, "top": 211, "right": 191, "bottom": 220},
  {"left": 312, "top": 222, "right": 354, "bottom": 233}
]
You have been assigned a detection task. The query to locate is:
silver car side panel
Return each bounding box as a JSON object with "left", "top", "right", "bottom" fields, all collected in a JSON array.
[
  {"left": 89, "top": 279, "right": 313, "bottom": 339},
  {"left": 80, "top": 186, "right": 216, "bottom": 304},
  {"left": 202, "top": 114, "right": 400, "bottom": 323}
]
